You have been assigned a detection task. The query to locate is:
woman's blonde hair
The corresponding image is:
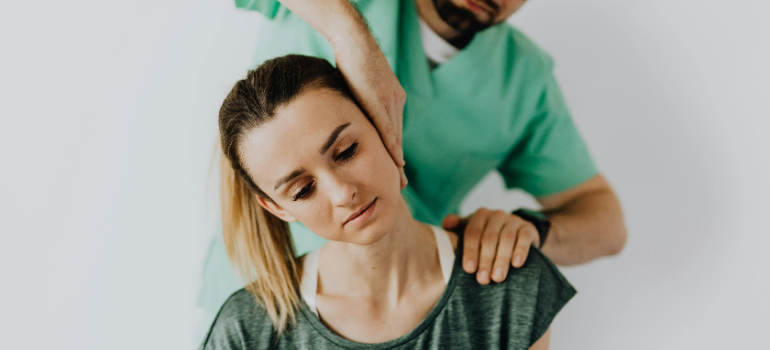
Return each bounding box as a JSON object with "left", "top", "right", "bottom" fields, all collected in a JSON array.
[{"left": 218, "top": 55, "right": 356, "bottom": 333}]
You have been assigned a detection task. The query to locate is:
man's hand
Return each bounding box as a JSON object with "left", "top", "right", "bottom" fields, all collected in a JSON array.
[
  {"left": 443, "top": 208, "right": 540, "bottom": 285},
  {"left": 332, "top": 36, "right": 407, "bottom": 189},
  {"left": 278, "top": 0, "right": 408, "bottom": 189}
]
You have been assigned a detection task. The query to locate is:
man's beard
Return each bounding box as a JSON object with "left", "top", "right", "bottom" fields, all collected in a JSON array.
[{"left": 432, "top": 0, "right": 498, "bottom": 46}]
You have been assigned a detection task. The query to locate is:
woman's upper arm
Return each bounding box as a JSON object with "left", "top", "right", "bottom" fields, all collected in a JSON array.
[{"left": 529, "top": 327, "right": 551, "bottom": 350}]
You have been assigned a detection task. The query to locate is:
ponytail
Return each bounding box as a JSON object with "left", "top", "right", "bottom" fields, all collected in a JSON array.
[{"left": 220, "top": 152, "right": 302, "bottom": 334}]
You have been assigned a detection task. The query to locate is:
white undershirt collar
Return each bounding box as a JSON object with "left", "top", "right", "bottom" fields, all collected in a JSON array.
[{"left": 418, "top": 17, "right": 460, "bottom": 66}]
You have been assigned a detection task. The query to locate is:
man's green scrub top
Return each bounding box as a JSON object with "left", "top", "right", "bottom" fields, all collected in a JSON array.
[{"left": 199, "top": 0, "right": 597, "bottom": 332}]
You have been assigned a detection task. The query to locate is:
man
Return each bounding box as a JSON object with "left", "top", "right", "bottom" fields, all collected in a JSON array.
[{"left": 199, "top": 0, "right": 626, "bottom": 333}]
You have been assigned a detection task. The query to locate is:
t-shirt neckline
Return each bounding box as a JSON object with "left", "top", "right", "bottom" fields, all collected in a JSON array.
[{"left": 298, "top": 229, "right": 464, "bottom": 349}]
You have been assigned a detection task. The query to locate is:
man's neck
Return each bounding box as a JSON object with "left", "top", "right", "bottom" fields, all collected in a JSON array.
[
  {"left": 415, "top": 0, "right": 468, "bottom": 47},
  {"left": 317, "top": 200, "right": 441, "bottom": 304}
]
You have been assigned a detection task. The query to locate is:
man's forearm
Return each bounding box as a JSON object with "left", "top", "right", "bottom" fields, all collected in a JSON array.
[
  {"left": 278, "top": 0, "right": 370, "bottom": 47},
  {"left": 538, "top": 175, "right": 627, "bottom": 265},
  {"left": 275, "top": 0, "right": 408, "bottom": 175}
]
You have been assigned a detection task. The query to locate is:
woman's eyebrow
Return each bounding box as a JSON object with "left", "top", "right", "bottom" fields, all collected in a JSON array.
[
  {"left": 274, "top": 168, "right": 306, "bottom": 191},
  {"left": 318, "top": 123, "right": 351, "bottom": 155}
]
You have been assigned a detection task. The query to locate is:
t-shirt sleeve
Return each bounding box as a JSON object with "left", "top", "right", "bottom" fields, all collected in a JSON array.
[
  {"left": 497, "top": 63, "right": 598, "bottom": 197},
  {"left": 200, "top": 290, "right": 275, "bottom": 350},
  {"left": 233, "top": 0, "right": 281, "bottom": 19},
  {"left": 527, "top": 248, "right": 577, "bottom": 346},
  {"left": 201, "top": 319, "right": 245, "bottom": 350}
]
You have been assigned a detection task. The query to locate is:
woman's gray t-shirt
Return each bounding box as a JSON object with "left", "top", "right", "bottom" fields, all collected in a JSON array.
[{"left": 201, "top": 244, "right": 575, "bottom": 350}]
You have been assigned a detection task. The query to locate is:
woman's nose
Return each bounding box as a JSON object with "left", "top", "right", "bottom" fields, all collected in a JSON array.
[{"left": 326, "top": 175, "right": 357, "bottom": 208}]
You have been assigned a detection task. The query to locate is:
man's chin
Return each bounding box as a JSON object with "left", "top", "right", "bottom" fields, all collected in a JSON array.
[{"left": 434, "top": 0, "right": 494, "bottom": 35}]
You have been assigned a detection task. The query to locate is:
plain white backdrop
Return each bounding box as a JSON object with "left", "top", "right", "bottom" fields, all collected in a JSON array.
[{"left": 1, "top": 0, "right": 768, "bottom": 349}]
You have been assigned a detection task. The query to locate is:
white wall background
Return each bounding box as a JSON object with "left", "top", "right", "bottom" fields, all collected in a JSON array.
[{"left": 1, "top": 0, "right": 767, "bottom": 349}]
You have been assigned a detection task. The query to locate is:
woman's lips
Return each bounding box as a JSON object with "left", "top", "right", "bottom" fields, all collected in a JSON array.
[{"left": 343, "top": 198, "right": 377, "bottom": 227}]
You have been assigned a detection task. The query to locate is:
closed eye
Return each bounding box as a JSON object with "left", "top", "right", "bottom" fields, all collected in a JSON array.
[
  {"left": 291, "top": 142, "right": 357, "bottom": 201},
  {"left": 292, "top": 181, "right": 314, "bottom": 201},
  {"left": 335, "top": 142, "right": 358, "bottom": 162}
]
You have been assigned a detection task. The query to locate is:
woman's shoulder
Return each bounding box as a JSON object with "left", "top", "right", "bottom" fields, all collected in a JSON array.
[
  {"left": 216, "top": 289, "right": 266, "bottom": 318},
  {"left": 514, "top": 248, "right": 576, "bottom": 344},
  {"left": 515, "top": 247, "right": 577, "bottom": 307},
  {"left": 199, "top": 289, "right": 276, "bottom": 350},
  {"left": 455, "top": 246, "right": 575, "bottom": 301},
  {"left": 450, "top": 246, "right": 576, "bottom": 346}
]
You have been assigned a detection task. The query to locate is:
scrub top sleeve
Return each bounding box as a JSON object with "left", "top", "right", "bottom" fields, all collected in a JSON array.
[
  {"left": 527, "top": 248, "right": 577, "bottom": 346},
  {"left": 234, "top": 0, "right": 281, "bottom": 19},
  {"left": 497, "top": 69, "right": 598, "bottom": 197}
]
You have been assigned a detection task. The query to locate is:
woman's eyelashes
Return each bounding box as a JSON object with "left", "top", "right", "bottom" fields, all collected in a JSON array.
[
  {"left": 292, "top": 181, "right": 314, "bottom": 201},
  {"left": 291, "top": 142, "right": 359, "bottom": 201},
  {"left": 334, "top": 142, "right": 358, "bottom": 162}
]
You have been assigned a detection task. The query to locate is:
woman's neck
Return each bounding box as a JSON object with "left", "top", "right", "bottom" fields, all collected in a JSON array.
[{"left": 317, "top": 200, "right": 442, "bottom": 305}]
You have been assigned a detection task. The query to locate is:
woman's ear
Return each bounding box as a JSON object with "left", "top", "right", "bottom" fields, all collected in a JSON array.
[{"left": 256, "top": 196, "right": 298, "bottom": 222}]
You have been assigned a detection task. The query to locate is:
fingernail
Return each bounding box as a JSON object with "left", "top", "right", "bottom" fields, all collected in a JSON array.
[
  {"left": 493, "top": 267, "right": 503, "bottom": 280},
  {"left": 513, "top": 256, "right": 522, "bottom": 267},
  {"left": 465, "top": 260, "right": 475, "bottom": 272},
  {"left": 480, "top": 270, "right": 489, "bottom": 282}
]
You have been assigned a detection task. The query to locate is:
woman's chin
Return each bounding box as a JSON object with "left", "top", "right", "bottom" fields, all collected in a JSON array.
[
  {"left": 317, "top": 197, "right": 401, "bottom": 246},
  {"left": 340, "top": 222, "right": 386, "bottom": 246},
  {"left": 345, "top": 216, "right": 399, "bottom": 246}
]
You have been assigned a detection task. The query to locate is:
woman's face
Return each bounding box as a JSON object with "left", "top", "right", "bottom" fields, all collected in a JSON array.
[{"left": 240, "top": 88, "right": 402, "bottom": 245}]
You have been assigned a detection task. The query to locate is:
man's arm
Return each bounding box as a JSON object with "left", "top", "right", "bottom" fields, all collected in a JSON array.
[
  {"left": 277, "top": 0, "right": 364, "bottom": 44},
  {"left": 443, "top": 174, "right": 626, "bottom": 280},
  {"left": 276, "top": 0, "right": 408, "bottom": 187},
  {"left": 537, "top": 174, "right": 627, "bottom": 265}
]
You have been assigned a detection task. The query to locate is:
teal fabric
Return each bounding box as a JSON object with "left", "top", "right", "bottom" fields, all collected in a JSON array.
[
  {"left": 198, "top": 0, "right": 597, "bottom": 340},
  {"left": 200, "top": 245, "right": 576, "bottom": 350},
  {"left": 234, "top": 0, "right": 280, "bottom": 19}
]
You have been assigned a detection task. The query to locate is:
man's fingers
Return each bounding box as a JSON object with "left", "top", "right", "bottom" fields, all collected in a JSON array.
[
  {"left": 364, "top": 95, "right": 401, "bottom": 167},
  {"left": 512, "top": 225, "right": 537, "bottom": 268},
  {"left": 398, "top": 166, "right": 408, "bottom": 189},
  {"left": 462, "top": 209, "right": 489, "bottom": 274},
  {"left": 394, "top": 90, "right": 405, "bottom": 165},
  {"left": 441, "top": 214, "right": 463, "bottom": 230},
  {"left": 491, "top": 224, "right": 517, "bottom": 282},
  {"left": 377, "top": 87, "right": 405, "bottom": 167},
  {"left": 376, "top": 120, "right": 401, "bottom": 165},
  {"left": 395, "top": 133, "right": 404, "bottom": 166},
  {"left": 475, "top": 211, "right": 507, "bottom": 285}
]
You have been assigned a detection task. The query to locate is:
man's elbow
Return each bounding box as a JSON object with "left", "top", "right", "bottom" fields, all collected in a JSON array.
[
  {"left": 600, "top": 187, "right": 627, "bottom": 257},
  {"left": 604, "top": 225, "right": 627, "bottom": 256}
]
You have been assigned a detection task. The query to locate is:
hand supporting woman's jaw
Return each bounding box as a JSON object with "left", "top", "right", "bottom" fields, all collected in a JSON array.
[{"left": 242, "top": 88, "right": 408, "bottom": 247}]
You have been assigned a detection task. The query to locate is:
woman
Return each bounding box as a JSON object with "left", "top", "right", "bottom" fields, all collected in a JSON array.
[{"left": 202, "top": 55, "right": 574, "bottom": 349}]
